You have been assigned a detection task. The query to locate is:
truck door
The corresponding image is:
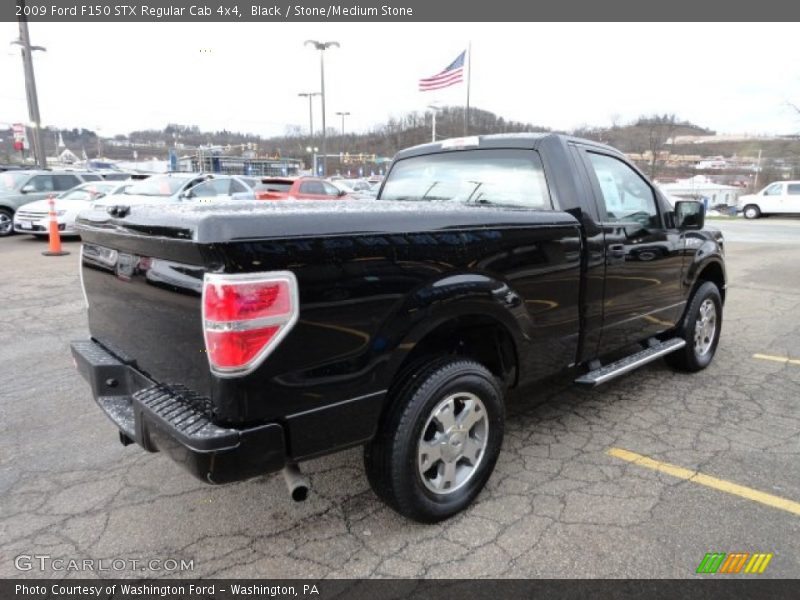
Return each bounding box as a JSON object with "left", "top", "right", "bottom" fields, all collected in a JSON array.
[
  {"left": 760, "top": 182, "right": 784, "bottom": 214},
  {"left": 577, "top": 148, "right": 686, "bottom": 356},
  {"left": 786, "top": 183, "right": 800, "bottom": 214}
]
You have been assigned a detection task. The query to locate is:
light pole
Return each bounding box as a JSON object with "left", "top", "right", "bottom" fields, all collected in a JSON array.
[
  {"left": 335, "top": 111, "right": 350, "bottom": 138},
  {"left": 298, "top": 92, "right": 320, "bottom": 140},
  {"left": 304, "top": 40, "right": 339, "bottom": 177},
  {"left": 427, "top": 104, "right": 442, "bottom": 143},
  {"left": 306, "top": 145, "right": 319, "bottom": 176},
  {"left": 12, "top": 3, "right": 47, "bottom": 168}
]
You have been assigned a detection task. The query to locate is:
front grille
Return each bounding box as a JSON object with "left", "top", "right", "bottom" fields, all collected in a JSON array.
[{"left": 16, "top": 210, "right": 47, "bottom": 220}]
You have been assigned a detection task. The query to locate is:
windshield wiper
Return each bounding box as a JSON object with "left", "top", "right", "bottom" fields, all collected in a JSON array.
[
  {"left": 421, "top": 181, "right": 440, "bottom": 200},
  {"left": 465, "top": 181, "right": 484, "bottom": 204}
]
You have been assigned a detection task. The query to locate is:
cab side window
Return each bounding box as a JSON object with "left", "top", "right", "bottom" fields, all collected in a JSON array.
[
  {"left": 27, "top": 175, "right": 55, "bottom": 192},
  {"left": 788, "top": 184, "right": 800, "bottom": 196},
  {"left": 299, "top": 181, "right": 325, "bottom": 195},
  {"left": 764, "top": 183, "right": 784, "bottom": 196},
  {"left": 587, "top": 152, "right": 659, "bottom": 228},
  {"left": 53, "top": 174, "right": 80, "bottom": 191}
]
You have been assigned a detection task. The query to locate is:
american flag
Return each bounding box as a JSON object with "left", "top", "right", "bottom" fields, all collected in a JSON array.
[{"left": 419, "top": 50, "right": 465, "bottom": 92}]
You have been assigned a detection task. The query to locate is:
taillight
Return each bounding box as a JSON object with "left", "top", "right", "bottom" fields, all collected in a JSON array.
[{"left": 202, "top": 272, "right": 299, "bottom": 377}]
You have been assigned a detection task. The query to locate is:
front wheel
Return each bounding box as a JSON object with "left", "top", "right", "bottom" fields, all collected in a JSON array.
[
  {"left": 665, "top": 281, "right": 722, "bottom": 372},
  {"left": 743, "top": 204, "right": 761, "bottom": 219},
  {"left": 0, "top": 208, "right": 14, "bottom": 237},
  {"left": 364, "top": 357, "right": 505, "bottom": 522}
]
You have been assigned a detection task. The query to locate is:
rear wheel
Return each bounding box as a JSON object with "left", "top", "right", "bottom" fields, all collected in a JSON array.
[
  {"left": 743, "top": 204, "right": 761, "bottom": 219},
  {"left": 0, "top": 208, "right": 14, "bottom": 237},
  {"left": 665, "top": 281, "right": 722, "bottom": 372},
  {"left": 364, "top": 357, "right": 504, "bottom": 522}
]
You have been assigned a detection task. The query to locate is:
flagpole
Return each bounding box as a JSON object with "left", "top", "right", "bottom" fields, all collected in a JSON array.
[{"left": 464, "top": 41, "right": 471, "bottom": 135}]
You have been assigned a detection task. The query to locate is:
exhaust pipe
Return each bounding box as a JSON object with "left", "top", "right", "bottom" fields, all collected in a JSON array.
[{"left": 282, "top": 463, "right": 309, "bottom": 502}]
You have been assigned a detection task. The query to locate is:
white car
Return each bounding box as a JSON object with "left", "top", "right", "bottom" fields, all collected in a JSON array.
[
  {"left": 91, "top": 173, "right": 213, "bottom": 208},
  {"left": 13, "top": 181, "right": 130, "bottom": 237},
  {"left": 737, "top": 181, "right": 800, "bottom": 219}
]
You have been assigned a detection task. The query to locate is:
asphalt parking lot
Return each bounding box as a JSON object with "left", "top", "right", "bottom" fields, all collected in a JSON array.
[{"left": 1, "top": 219, "right": 799, "bottom": 579}]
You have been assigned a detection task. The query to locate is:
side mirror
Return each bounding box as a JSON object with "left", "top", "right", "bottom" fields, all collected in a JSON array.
[
  {"left": 338, "top": 189, "right": 347, "bottom": 197},
  {"left": 180, "top": 190, "right": 194, "bottom": 200},
  {"left": 675, "top": 200, "right": 705, "bottom": 230},
  {"left": 21, "top": 184, "right": 35, "bottom": 194}
]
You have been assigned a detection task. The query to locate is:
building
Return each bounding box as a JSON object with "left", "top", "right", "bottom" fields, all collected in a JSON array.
[
  {"left": 179, "top": 152, "right": 302, "bottom": 177},
  {"left": 657, "top": 175, "right": 742, "bottom": 208}
]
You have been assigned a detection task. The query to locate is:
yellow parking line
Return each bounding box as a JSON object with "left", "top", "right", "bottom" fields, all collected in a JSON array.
[
  {"left": 753, "top": 353, "right": 800, "bottom": 366},
  {"left": 607, "top": 447, "right": 800, "bottom": 517}
]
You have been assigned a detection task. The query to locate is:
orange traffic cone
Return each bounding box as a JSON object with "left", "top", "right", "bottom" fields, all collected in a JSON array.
[{"left": 42, "top": 195, "right": 70, "bottom": 256}]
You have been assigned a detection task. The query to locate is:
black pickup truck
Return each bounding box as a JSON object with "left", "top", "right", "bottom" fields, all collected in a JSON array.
[{"left": 71, "top": 134, "right": 725, "bottom": 522}]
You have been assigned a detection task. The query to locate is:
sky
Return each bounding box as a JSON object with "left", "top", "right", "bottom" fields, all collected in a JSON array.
[{"left": 1, "top": 22, "right": 799, "bottom": 138}]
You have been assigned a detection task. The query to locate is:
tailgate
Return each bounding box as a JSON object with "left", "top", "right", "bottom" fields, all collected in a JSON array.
[{"left": 79, "top": 225, "right": 212, "bottom": 399}]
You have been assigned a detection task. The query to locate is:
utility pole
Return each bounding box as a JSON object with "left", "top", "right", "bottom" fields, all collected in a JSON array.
[
  {"left": 13, "top": 3, "right": 47, "bottom": 168},
  {"left": 753, "top": 148, "right": 762, "bottom": 190},
  {"left": 305, "top": 40, "right": 339, "bottom": 177}
]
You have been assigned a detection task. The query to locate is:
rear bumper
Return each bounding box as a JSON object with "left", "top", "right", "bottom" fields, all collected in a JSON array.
[{"left": 70, "top": 339, "right": 286, "bottom": 484}]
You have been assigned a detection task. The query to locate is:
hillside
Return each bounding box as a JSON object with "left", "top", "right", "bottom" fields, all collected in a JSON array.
[{"left": 2, "top": 109, "right": 798, "bottom": 182}]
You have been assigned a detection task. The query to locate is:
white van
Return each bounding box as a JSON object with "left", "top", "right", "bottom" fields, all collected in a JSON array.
[{"left": 737, "top": 181, "right": 800, "bottom": 219}]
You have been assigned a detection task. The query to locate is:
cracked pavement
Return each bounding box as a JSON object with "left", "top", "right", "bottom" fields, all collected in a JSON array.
[{"left": 1, "top": 221, "right": 798, "bottom": 579}]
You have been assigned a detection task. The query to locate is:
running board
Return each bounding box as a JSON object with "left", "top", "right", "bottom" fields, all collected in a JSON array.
[{"left": 575, "top": 338, "right": 686, "bottom": 386}]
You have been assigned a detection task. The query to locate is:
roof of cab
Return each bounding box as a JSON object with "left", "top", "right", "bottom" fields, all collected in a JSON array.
[{"left": 393, "top": 132, "right": 623, "bottom": 161}]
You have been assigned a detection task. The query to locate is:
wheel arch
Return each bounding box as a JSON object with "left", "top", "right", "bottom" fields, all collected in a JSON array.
[{"left": 689, "top": 257, "right": 726, "bottom": 304}]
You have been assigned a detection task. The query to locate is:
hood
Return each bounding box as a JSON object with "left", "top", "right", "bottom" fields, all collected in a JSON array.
[
  {"left": 92, "top": 194, "right": 178, "bottom": 208},
  {"left": 18, "top": 198, "right": 93, "bottom": 214}
]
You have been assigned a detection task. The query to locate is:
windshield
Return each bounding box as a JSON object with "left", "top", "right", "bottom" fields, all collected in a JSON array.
[
  {"left": 0, "top": 172, "right": 28, "bottom": 192},
  {"left": 59, "top": 182, "right": 117, "bottom": 200},
  {"left": 379, "top": 149, "right": 551, "bottom": 209},
  {"left": 333, "top": 181, "right": 354, "bottom": 192},
  {"left": 123, "top": 175, "right": 189, "bottom": 197}
]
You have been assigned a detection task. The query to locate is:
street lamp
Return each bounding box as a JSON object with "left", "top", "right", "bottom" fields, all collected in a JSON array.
[
  {"left": 304, "top": 40, "right": 339, "bottom": 177},
  {"left": 335, "top": 111, "right": 350, "bottom": 137},
  {"left": 298, "top": 92, "right": 320, "bottom": 140}
]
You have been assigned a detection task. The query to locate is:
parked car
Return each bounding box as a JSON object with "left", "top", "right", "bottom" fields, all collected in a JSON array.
[
  {"left": 253, "top": 176, "right": 349, "bottom": 201},
  {"left": 736, "top": 180, "right": 800, "bottom": 219},
  {"left": 0, "top": 170, "right": 104, "bottom": 237},
  {"left": 91, "top": 173, "right": 213, "bottom": 208},
  {"left": 343, "top": 178, "right": 373, "bottom": 192},
  {"left": 14, "top": 181, "right": 129, "bottom": 237},
  {"left": 181, "top": 175, "right": 258, "bottom": 202},
  {"left": 330, "top": 179, "right": 375, "bottom": 200},
  {"left": 94, "top": 171, "right": 146, "bottom": 182},
  {"left": 71, "top": 134, "right": 725, "bottom": 522}
]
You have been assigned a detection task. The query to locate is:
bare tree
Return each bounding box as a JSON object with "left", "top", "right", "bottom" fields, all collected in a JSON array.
[{"left": 641, "top": 114, "right": 678, "bottom": 179}]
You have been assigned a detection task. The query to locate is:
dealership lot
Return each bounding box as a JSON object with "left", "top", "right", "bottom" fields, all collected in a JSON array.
[{"left": 1, "top": 221, "right": 798, "bottom": 579}]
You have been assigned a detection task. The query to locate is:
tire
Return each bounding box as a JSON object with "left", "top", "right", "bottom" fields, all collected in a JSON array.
[
  {"left": 665, "top": 281, "right": 722, "bottom": 372},
  {"left": 364, "top": 356, "right": 505, "bottom": 523},
  {"left": 0, "top": 208, "right": 14, "bottom": 237},
  {"left": 743, "top": 204, "right": 761, "bottom": 219}
]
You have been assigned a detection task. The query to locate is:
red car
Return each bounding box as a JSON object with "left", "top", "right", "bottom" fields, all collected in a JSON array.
[{"left": 254, "top": 177, "right": 349, "bottom": 201}]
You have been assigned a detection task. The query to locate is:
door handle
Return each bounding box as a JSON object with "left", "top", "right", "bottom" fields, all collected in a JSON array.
[{"left": 609, "top": 244, "right": 626, "bottom": 258}]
